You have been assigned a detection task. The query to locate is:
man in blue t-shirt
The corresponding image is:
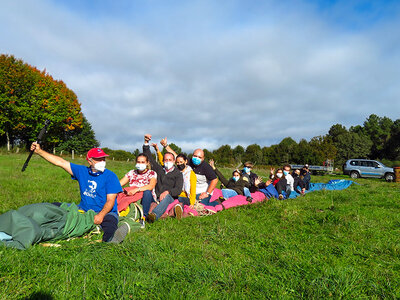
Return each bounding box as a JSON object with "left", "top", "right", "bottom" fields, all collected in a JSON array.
[{"left": 30, "top": 142, "right": 123, "bottom": 242}]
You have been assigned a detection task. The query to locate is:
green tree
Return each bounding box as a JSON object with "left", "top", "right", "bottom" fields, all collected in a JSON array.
[
  {"left": 243, "top": 144, "right": 263, "bottom": 165},
  {"left": 335, "top": 132, "right": 373, "bottom": 165},
  {"left": 328, "top": 124, "right": 347, "bottom": 143},
  {"left": 384, "top": 119, "right": 400, "bottom": 160},
  {"left": 213, "top": 144, "right": 234, "bottom": 166},
  {"left": 56, "top": 115, "right": 99, "bottom": 154},
  {"left": 291, "top": 139, "right": 315, "bottom": 165},
  {"left": 277, "top": 137, "right": 297, "bottom": 164},
  {"left": 363, "top": 114, "right": 393, "bottom": 158},
  {"left": 309, "top": 135, "right": 337, "bottom": 164},
  {"left": 0, "top": 54, "right": 83, "bottom": 150},
  {"left": 203, "top": 149, "right": 214, "bottom": 162},
  {"left": 233, "top": 145, "right": 245, "bottom": 164}
]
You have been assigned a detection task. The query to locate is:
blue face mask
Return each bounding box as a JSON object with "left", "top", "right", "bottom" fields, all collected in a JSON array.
[
  {"left": 283, "top": 170, "right": 289, "bottom": 176},
  {"left": 192, "top": 157, "right": 201, "bottom": 166},
  {"left": 233, "top": 176, "right": 240, "bottom": 182},
  {"left": 243, "top": 167, "right": 251, "bottom": 174}
]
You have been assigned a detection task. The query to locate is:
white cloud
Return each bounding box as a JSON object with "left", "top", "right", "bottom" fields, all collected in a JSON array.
[{"left": 1, "top": 0, "right": 400, "bottom": 152}]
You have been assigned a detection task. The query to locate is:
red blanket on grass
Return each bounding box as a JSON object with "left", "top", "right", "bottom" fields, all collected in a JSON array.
[{"left": 117, "top": 186, "right": 143, "bottom": 212}]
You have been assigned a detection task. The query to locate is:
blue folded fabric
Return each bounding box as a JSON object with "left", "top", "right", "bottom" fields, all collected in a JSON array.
[
  {"left": 288, "top": 180, "right": 355, "bottom": 199},
  {"left": 259, "top": 184, "right": 280, "bottom": 199},
  {"left": 0, "top": 232, "right": 12, "bottom": 241}
]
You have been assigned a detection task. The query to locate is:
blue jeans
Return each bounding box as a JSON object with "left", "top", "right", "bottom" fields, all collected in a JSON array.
[
  {"left": 141, "top": 190, "right": 155, "bottom": 217},
  {"left": 243, "top": 187, "right": 251, "bottom": 197},
  {"left": 198, "top": 194, "right": 219, "bottom": 207},
  {"left": 152, "top": 194, "right": 175, "bottom": 220},
  {"left": 178, "top": 196, "right": 191, "bottom": 206},
  {"left": 221, "top": 189, "right": 238, "bottom": 199}
]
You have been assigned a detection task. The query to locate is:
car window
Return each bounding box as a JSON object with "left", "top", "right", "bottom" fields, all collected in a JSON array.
[
  {"left": 360, "top": 161, "right": 370, "bottom": 167},
  {"left": 350, "top": 161, "right": 358, "bottom": 166},
  {"left": 372, "top": 162, "right": 379, "bottom": 167}
]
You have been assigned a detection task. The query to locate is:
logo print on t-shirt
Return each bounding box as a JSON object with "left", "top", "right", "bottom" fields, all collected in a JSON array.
[
  {"left": 83, "top": 180, "right": 97, "bottom": 198},
  {"left": 88, "top": 180, "right": 97, "bottom": 193}
]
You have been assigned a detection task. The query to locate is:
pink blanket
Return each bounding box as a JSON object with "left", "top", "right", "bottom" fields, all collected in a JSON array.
[
  {"left": 162, "top": 190, "right": 267, "bottom": 218},
  {"left": 117, "top": 186, "right": 143, "bottom": 212}
]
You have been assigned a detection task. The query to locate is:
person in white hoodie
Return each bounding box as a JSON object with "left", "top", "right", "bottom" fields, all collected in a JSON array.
[{"left": 283, "top": 164, "right": 294, "bottom": 193}]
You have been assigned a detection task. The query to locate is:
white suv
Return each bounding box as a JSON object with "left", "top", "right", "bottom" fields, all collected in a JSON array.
[{"left": 343, "top": 159, "right": 395, "bottom": 181}]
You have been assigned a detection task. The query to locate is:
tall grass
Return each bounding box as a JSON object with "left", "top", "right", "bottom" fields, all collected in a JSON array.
[{"left": 0, "top": 154, "right": 399, "bottom": 299}]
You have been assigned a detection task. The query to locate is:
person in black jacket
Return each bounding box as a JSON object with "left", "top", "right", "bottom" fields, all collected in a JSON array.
[
  {"left": 142, "top": 134, "right": 183, "bottom": 222},
  {"left": 241, "top": 161, "right": 259, "bottom": 193},
  {"left": 292, "top": 169, "right": 306, "bottom": 195},
  {"left": 300, "top": 165, "right": 311, "bottom": 190},
  {"left": 209, "top": 159, "right": 250, "bottom": 200}
]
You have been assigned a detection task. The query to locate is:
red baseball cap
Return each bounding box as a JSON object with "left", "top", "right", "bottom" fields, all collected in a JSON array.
[{"left": 86, "top": 148, "right": 109, "bottom": 160}]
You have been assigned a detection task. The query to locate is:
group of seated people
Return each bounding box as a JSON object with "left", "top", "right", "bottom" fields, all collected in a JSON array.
[
  {"left": 22, "top": 135, "right": 311, "bottom": 245},
  {"left": 118, "top": 134, "right": 312, "bottom": 226}
]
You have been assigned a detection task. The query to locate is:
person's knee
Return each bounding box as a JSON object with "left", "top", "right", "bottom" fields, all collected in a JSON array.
[
  {"left": 143, "top": 190, "right": 152, "bottom": 196},
  {"left": 142, "top": 190, "right": 154, "bottom": 202}
]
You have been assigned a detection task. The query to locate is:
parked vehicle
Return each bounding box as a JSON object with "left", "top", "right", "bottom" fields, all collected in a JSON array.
[{"left": 343, "top": 159, "right": 395, "bottom": 181}]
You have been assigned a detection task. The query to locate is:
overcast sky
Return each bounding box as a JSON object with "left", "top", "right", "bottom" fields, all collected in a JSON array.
[{"left": 1, "top": 0, "right": 400, "bottom": 152}]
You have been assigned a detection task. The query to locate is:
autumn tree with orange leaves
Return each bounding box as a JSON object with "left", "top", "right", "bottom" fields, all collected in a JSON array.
[{"left": 0, "top": 54, "right": 90, "bottom": 151}]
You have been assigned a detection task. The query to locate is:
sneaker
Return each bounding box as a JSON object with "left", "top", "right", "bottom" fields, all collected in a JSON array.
[
  {"left": 110, "top": 222, "right": 130, "bottom": 244},
  {"left": 278, "top": 194, "right": 284, "bottom": 200},
  {"left": 174, "top": 204, "right": 183, "bottom": 220},
  {"left": 246, "top": 196, "right": 253, "bottom": 203},
  {"left": 139, "top": 216, "right": 146, "bottom": 229},
  {"left": 218, "top": 196, "right": 226, "bottom": 203},
  {"left": 146, "top": 213, "right": 156, "bottom": 223}
]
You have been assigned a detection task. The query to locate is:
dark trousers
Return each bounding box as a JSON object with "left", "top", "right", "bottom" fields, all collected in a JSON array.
[
  {"left": 197, "top": 194, "right": 219, "bottom": 207},
  {"left": 178, "top": 196, "right": 191, "bottom": 206},
  {"left": 275, "top": 180, "right": 286, "bottom": 195},
  {"left": 101, "top": 213, "right": 118, "bottom": 242},
  {"left": 141, "top": 190, "right": 155, "bottom": 217}
]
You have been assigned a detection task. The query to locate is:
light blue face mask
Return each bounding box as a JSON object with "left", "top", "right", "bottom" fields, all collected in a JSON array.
[
  {"left": 283, "top": 170, "right": 289, "bottom": 176},
  {"left": 243, "top": 167, "right": 251, "bottom": 174},
  {"left": 233, "top": 176, "right": 240, "bottom": 182},
  {"left": 192, "top": 157, "right": 201, "bottom": 166}
]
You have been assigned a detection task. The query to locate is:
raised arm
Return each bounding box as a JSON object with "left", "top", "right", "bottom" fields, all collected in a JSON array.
[
  {"left": 209, "top": 159, "right": 229, "bottom": 186},
  {"left": 143, "top": 134, "right": 163, "bottom": 173},
  {"left": 160, "top": 137, "right": 178, "bottom": 158},
  {"left": 31, "top": 142, "right": 72, "bottom": 175},
  {"left": 152, "top": 143, "right": 164, "bottom": 165}
]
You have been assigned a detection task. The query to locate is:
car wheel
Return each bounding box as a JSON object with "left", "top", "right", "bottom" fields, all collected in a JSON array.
[
  {"left": 350, "top": 171, "right": 360, "bottom": 179},
  {"left": 385, "top": 173, "right": 395, "bottom": 182}
]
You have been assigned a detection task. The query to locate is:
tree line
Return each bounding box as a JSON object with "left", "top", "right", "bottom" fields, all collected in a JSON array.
[
  {"left": 123, "top": 114, "right": 399, "bottom": 169},
  {"left": 200, "top": 114, "right": 399, "bottom": 168}
]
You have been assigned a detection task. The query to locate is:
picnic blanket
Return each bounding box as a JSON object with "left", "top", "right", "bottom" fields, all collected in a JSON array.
[
  {"left": 162, "top": 189, "right": 267, "bottom": 217},
  {"left": 288, "top": 179, "right": 355, "bottom": 199},
  {"left": 0, "top": 203, "right": 95, "bottom": 250}
]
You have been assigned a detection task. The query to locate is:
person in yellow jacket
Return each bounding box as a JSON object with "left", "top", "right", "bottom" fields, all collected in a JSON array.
[{"left": 152, "top": 138, "right": 197, "bottom": 219}]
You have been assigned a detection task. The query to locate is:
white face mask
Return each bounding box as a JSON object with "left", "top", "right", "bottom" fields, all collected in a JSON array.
[
  {"left": 136, "top": 163, "right": 147, "bottom": 171},
  {"left": 93, "top": 160, "right": 106, "bottom": 172},
  {"left": 164, "top": 161, "right": 174, "bottom": 170},
  {"left": 276, "top": 173, "right": 283, "bottom": 178}
]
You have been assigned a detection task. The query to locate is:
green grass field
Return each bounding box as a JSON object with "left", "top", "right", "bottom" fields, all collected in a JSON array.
[{"left": 1, "top": 153, "right": 399, "bottom": 299}]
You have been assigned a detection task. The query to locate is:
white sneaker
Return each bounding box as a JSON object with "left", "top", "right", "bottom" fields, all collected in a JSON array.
[
  {"left": 110, "top": 222, "right": 130, "bottom": 244},
  {"left": 174, "top": 204, "right": 183, "bottom": 220}
]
